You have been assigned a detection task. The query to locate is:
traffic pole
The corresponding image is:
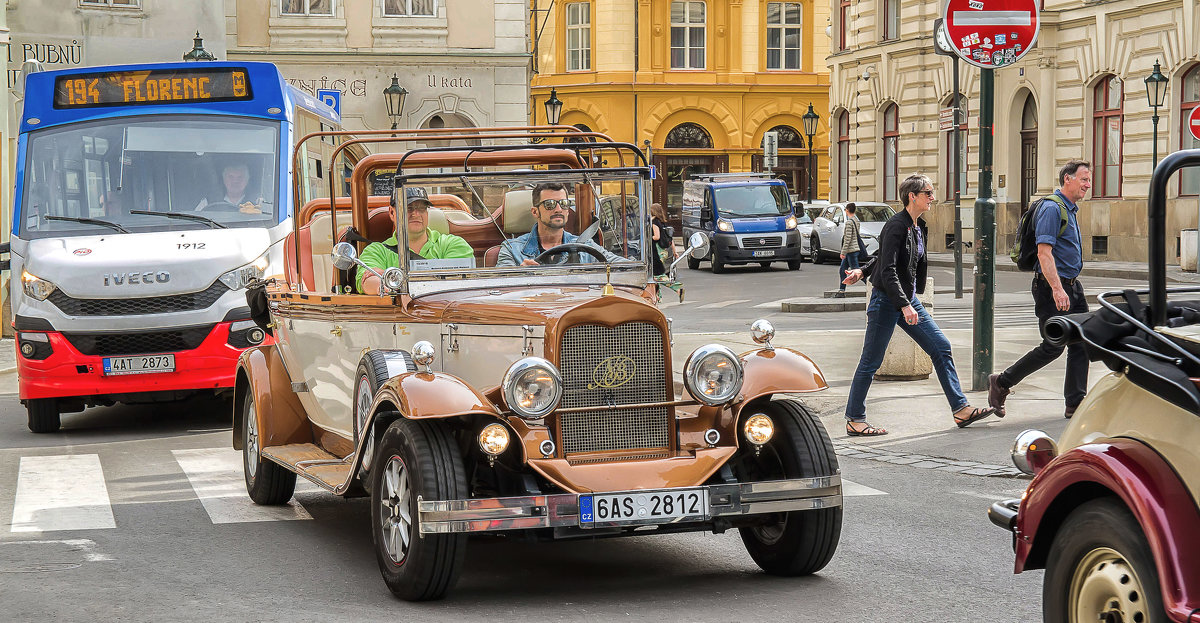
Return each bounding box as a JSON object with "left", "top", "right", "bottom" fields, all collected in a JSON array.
[
  {"left": 972, "top": 68, "right": 996, "bottom": 391},
  {"left": 952, "top": 56, "right": 963, "bottom": 299}
]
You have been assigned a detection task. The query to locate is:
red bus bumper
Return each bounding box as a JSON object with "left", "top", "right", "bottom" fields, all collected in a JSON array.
[{"left": 16, "top": 322, "right": 267, "bottom": 401}]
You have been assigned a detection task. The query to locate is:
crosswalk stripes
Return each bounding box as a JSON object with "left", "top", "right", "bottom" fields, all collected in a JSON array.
[
  {"left": 5, "top": 448, "right": 888, "bottom": 533},
  {"left": 931, "top": 307, "right": 1038, "bottom": 328}
]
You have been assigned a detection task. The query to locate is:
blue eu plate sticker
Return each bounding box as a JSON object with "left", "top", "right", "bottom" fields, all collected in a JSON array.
[{"left": 579, "top": 495, "right": 594, "bottom": 523}]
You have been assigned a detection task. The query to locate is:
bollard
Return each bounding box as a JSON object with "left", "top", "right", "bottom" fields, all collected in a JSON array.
[
  {"left": 1181, "top": 229, "right": 1197, "bottom": 272},
  {"left": 874, "top": 277, "right": 934, "bottom": 381}
]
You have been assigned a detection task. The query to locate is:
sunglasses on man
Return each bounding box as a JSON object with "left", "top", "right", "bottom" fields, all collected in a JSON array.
[{"left": 538, "top": 198, "right": 574, "bottom": 211}]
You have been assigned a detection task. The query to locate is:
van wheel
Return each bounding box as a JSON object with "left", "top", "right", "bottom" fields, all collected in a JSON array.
[
  {"left": 26, "top": 399, "right": 61, "bottom": 433},
  {"left": 712, "top": 250, "right": 727, "bottom": 274},
  {"left": 242, "top": 393, "right": 297, "bottom": 505},
  {"left": 687, "top": 254, "right": 700, "bottom": 270},
  {"left": 372, "top": 418, "right": 467, "bottom": 601},
  {"left": 733, "top": 399, "right": 842, "bottom": 576},
  {"left": 787, "top": 259, "right": 802, "bottom": 271}
]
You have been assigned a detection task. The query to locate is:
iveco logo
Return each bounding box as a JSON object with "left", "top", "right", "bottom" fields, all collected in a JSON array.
[
  {"left": 588, "top": 356, "right": 635, "bottom": 390},
  {"left": 104, "top": 271, "right": 170, "bottom": 286}
]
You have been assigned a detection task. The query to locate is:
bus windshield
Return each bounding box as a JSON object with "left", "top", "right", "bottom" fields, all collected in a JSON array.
[{"left": 19, "top": 115, "right": 279, "bottom": 239}]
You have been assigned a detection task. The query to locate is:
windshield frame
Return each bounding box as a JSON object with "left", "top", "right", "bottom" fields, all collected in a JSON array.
[{"left": 16, "top": 113, "right": 283, "bottom": 240}]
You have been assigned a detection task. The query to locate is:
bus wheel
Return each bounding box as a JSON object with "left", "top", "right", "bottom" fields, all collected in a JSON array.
[{"left": 26, "top": 399, "right": 61, "bottom": 433}]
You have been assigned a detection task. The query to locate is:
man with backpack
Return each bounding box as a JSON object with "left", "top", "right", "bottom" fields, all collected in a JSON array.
[{"left": 989, "top": 160, "right": 1092, "bottom": 419}]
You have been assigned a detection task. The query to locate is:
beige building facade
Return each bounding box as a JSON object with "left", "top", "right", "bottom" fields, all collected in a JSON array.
[{"left": 828, "top": 0, "right": 1200, "bottom": 262}]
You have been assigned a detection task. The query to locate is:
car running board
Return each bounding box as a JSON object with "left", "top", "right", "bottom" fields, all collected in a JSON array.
[{"left": 261, "top": 443, "right": 354, "bottom": 493}]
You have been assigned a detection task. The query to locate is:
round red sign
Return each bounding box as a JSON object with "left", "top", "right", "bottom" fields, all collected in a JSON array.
[
  {"left": 1188, "top": 106, "right": 1200, "bottom": 142},
  {"left": 943, "top": 0, "right": 1040, "bottom": 69}
]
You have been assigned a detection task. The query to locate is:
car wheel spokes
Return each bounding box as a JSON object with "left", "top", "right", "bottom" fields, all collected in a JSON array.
[
  {"left": 245, "top": 402, "right": 258, "bottom": 478},
  {"left": 1071, "top": 547, "right": 1146, "bottom": 623},
  {"left": 380, "top": 455, "right": 412, "bottom": 564}
]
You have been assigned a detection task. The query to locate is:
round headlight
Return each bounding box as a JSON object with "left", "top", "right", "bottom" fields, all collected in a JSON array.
[
  {"left": 683, "top": 344, "right": 744, "bottom": 406},
  {"left": 743, "top": 414, "right": 775, "bottom": 445},
  {"left": 750, "top": 319, "right": 775, "bottom": 346},
  {"left": 412, "top": 341, "right": 436, "bottom": 367},
  {"left": 503, "top": 357, "right": 562, "bottom": 419},
  {"left": 478, "top": 423, "right": 511, "bottom": 457},
  {"left": 1011, "top": 429, "right": 1058, "bottom": 475}
]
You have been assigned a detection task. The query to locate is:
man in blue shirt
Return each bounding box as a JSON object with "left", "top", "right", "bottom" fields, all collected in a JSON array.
[
  {"left": 989, "top": 160, "right": 1092, "bottom": 418},
  {"left": 496, "top": 182, "right": 624, "bottom": 266}
]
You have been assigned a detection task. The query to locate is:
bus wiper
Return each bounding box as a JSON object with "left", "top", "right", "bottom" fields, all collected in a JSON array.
[
  {"left": 45, "top": 215, "right": 130, "bottom": 234},
  {"left": 130, "top": 210, "right": 227, "bottom": 229}
]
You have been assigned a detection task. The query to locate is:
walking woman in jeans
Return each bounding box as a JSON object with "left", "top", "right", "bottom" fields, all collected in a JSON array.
[
  {"left": 840, "top": 174, "right": 996, "bottom": 436},
  {"left": 834, "top": 203, "right": 861, "bottom": 297}
]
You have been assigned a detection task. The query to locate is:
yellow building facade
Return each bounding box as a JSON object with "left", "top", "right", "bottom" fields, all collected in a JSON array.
[{"left": 531, "top": 0, "right": 831, "bottom": 229}]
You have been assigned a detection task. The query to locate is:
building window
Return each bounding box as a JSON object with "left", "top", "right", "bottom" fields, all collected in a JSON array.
[
  {"left": 80, "top": 0, "right": 138, "bottom": 6},
  {"left": 882, "top": 103, "right": 898, "bottom": 202},
  {"left": 943, "top": 94, "right": 968, "bottom": 200},
  {"left": 766, "top": 3, "right": 803, "bottom": 70},
  {"left": 837, "top": 111, "right": 850, "bottom": 201},
  {"left": 1182, "top": 65, "right": 1200, "bottom": 195},
  {"left": 767, "top": 125, "right": 805, "bottom": 148},
  {"left": 670, "top": 2, "right": 706, "bottom": 70},
  {"left": 1092, "top": 75, "right": 1123, "bottom": 198},
  {"left": 383, "top": 0, "right": 434, "bottom": 16},
  {"left": 882, "top": 0, "right": 899, "bottom": 41},
  {"left": 664, "top": 122, "right": 713, "bottom": 149},
  {"left": 838, "top": 0, "right": 850, "bottom": 51},
  {"left": 566, "top": 2, "right": 591, "bottom": 71},
  {"left": 281, "top": 0, "right": 333, "bottom": 16}
]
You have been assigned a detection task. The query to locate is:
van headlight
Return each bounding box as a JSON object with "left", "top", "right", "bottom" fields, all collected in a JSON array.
[
  {"left": 22, "top": 270, "right": 58, "bottom": 301},
  {"left": 785, "top": 215, "right": 798, "bottom": 230},
  {"left": 717, "top": 218, "right": 734, "bottom": 232},
  {"left": 218, "top": 253, "right": 270, "bottom": 290},
  {"left": 684, "top": 344, "right": 744, "bottom": 405},
  {"left": 503, "top": 357, "right": 562, "bottom": 420}
]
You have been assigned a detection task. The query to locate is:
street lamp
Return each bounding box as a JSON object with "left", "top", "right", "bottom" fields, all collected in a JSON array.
[
  {"left": 1145, "top": 60, "right": 1169, "bottom": 168},
  {"left": 544, "top": 88, "right": 563, "bottom": 126},
  {"left": 382, "top": 74, "right": 408, "bottom": 130},
  {"left": 802, "top": 103, "right": 820, "bottom": 202},
  {"left": 182, "top": 31, "right": 216, "bottom": 62}
]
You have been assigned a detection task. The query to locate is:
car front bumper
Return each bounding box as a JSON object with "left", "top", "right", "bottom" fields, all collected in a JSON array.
[
  {"left": 712, "top": 230, "right": 803, "bottom": 263},
  {"left": 989, "top": 498, "right": 1020, "bottom": 532},
  {"left": 418, "top": 475, "right": 842, "bottom": 534}
]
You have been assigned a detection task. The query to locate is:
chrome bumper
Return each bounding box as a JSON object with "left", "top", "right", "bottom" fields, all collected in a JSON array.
[
  {"left": 418, "top": 475, "right": 842, "bottom": 535},
  {"left": 989, "top": 498, "right": 1020, "bottom": 532}
]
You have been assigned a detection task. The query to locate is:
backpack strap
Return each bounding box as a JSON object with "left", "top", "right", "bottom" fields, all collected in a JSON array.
[{"left": 1041, "top": 194, "right": 1070, "bottom": 237}]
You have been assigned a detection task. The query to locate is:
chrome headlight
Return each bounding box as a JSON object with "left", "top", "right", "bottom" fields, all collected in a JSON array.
[
  {"left": 784, "top": 215, "right": 798, "bottom": 230},
  {"left": 684, "top": 344, "right": 744, "bottom": 406},
  {"left": 503, "top": 357, "right": 562, "bottom": 420},
  {"left": 717, "top": 218, "right": 734, "bottom": 232},
  {"left": 218, "top": 252, "right": 270, "bottom": 290},
  {"left": 1011, "top": 429, "right": 1058, "bottom": 475},
  {"left": 22, "top": 270, "right": 57, "bottom": 301}
]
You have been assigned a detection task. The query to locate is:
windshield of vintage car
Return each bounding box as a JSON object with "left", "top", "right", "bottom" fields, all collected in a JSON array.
[
  {"left": 855, "top": 205, "right": 897, "bottom": 222},
  {"left": 396, "top": 176, "right": 647, "bottom": 278},
  {"left": 714, "top": 185, "right": 790, "bottom": 218},
  {"left": 19, "top": 116, "right": 280, "bottom": 240}
]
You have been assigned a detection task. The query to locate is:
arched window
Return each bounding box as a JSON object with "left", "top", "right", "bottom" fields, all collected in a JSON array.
[
  {"left": 664, "top": 122, "right": 713, "bottom": 149},
  {"left": 1092, "top": 75, "right": 1123, "bottom": 198},
  {"left": 943, "top": 94, "right": 968, "bottom": 200},
  {"left": 837, "top": 111, "right": 850, "bottom": 201},
  {"left": 882, "top": 103, "right": 898, "bottom": 202},
  {"left": 1181, "top": 65, "right": 1200, "bottom": 195},
  {"left": 763, "top": 125, "right": 805, "bottom": 148},
  {"left": 566, "top": 123, "right": 596, "bottom": 144}
]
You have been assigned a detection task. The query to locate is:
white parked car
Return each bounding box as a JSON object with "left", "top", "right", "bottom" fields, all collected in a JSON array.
[
  {"left": 809, "top": 202, "right": 896, "bottom": 264},
  {"left": 793, "top": 200, "right": 828, "bottom": 263}
]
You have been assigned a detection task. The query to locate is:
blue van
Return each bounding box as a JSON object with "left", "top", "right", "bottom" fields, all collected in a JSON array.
[{"left": 680, "top": 173, "right": 802, "bottom": 273}]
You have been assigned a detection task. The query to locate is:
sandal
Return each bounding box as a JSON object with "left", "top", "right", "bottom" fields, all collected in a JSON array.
[
  {"left": 954, "top": 406, "right": 997, "bottom": 429},
  {"left": 846, "top": 422, "right": 888, "bottom": 437}
]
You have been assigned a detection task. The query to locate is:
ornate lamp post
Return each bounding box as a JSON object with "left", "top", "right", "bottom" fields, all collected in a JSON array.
[
  {"left": 802, "top": 103, "right": 820, "bottom": 202},
  {"left": 544, "top": 88, "right": 563, "bottom": 125},
  {"left": 182, "top": 32, "right": 216, "bottom": 62},
  {"left": 1145, "top": 60, "right": 1169, "bottom": 168},
  {"left": 382, "top": 74, "right": 408, "bottom": 130}
]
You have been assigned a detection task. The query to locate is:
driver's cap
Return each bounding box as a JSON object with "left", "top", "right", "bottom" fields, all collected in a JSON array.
[{"left": 403, "top": 186, "right": 433, "bottom": 208}]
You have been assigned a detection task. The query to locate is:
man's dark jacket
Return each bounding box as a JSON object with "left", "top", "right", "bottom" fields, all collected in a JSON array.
[{"left": 861, "top": 208, "right": 928, "bottom": 311}]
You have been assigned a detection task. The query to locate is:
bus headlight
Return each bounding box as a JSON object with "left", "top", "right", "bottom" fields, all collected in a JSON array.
[
  {"left": 683, "top": 344, "right": 744, "bottom": 405},
  {"left": 21, "top": 270, "right": 58, "bottom": 301},
  {"left": 218, "top": 253, "right": 270, "bottom": 290},
  {"left": 717, "top": 218, "right": 734, "bottom": 232},
  {"left": 478, "top": 423, "right": 511, "bottom": 457},
  {"left": 502, "top": 357, "right": 562, "bottom": 420}
]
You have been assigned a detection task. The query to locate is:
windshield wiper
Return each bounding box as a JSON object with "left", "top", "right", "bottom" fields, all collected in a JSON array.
[
  {"left": 45, "top": 215, "right": 130, "bottom": 234},
  {"left": 130, "top": 210, "right": 227, "bottom": 229}
]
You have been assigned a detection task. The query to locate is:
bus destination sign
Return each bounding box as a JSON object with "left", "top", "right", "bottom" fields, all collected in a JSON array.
[{"left": 53, "top": 68, "right": 252, "bottom": 109}]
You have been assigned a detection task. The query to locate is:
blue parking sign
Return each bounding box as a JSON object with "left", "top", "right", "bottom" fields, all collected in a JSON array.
[{"left": 316, "top": 89, "right": 341, "bottom": 116}]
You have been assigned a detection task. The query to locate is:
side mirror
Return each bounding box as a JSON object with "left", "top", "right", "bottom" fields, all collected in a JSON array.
[
  {"left": 330, "top": 241, "right": 358, "bottom": 271},
  {"left": 687, "top": 231, "right": 710, "bottom": 259},
  {"left": 382, "top": 267, "right": 404, "bottom": 292}
]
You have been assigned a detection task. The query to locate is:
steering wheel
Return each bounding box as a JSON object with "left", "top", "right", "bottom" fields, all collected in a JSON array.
[
  {"left": 199, "top": 200, "right": 240, "bottom": 212},
  {"left": 533, "top": 243, "right": 609, "bottom": 265}
]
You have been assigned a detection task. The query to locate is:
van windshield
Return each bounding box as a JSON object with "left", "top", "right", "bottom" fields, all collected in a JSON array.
[{"left": 713, "top": 185, "right": 790, "bottom": 218}]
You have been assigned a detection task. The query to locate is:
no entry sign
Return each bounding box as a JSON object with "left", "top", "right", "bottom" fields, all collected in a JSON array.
[
  {"left": 1189, "top": 106, "right": 1200, "bottom": 142},
  {"left": 943, "top": 0, "right": 1040, "bottom": 69}
]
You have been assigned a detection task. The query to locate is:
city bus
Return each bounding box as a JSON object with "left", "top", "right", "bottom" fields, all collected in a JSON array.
[{"left": 9, "top": 61, "right": 349, "bottom": 432}]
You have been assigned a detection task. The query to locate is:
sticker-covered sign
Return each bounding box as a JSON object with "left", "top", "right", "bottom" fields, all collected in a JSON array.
[{"left": 943, "top": 0, "right": 1040, "bottom": 70}]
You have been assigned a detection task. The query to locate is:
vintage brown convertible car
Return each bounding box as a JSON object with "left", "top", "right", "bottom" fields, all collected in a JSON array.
[{"left": 235, "top": 127, "right": 842, "bottom": 600}]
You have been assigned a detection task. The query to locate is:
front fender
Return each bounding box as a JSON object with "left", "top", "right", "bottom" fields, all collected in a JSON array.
[
  {"left": 373, "top": 371, "right": 502, "bottom": 420},
  {"left": 1016, "top": 439, "right": 1200, "bottom": 621},
  {"left": 232, "top": 345, "right": 311, "bottom": 451},
  {"left": 733, "top": 347, "right": 827, "bottom": 418}
]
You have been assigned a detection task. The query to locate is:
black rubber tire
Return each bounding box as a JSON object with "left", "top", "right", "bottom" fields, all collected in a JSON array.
[
  {"left": 810, "top": 234, "right": 823, "bottom": 264},
  {"left": 26, "top": 398, "right": 61, "bottom": 433},
  {"left": 687, "top": 254, "right": 700, "bottom": 270},
  {"left": 787, "top": 259, "right": 802, "bottom": 271},
  {"left": 711, "top": 249, "right": 727, "bottom": 274},
  {"left": 734, "top": 399, "right": 842, "bottom": 576},
  {"left": 372, "top": 418, "right": 468, "bottom": 601},
  {"left": 1043, "top": 498, "right": 1167, "bottom": 623},
  {"left": 354, "top": 351, "right": 413, "bottom": 480},
  {"left": 242, "top": 393, "right": 297, "bottom": 505}
]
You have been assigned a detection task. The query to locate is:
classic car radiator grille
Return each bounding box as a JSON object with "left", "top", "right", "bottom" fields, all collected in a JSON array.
[
  {"left": 558, "top": 322, "right": 669, "bottom": 455},
  {"left": 47, "top": 282, "right": 228, "bottom": 316}
]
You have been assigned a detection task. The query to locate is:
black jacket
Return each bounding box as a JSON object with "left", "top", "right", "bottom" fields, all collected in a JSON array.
[{"left": 861, "top": 208, "right": 928, "bottom": 310}]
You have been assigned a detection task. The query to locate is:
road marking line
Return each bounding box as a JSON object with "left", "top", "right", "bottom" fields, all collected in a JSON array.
[
  {"left": 754, "top": 298, "right": 796, "bottom": 308},
  {"left": 842, "top": 479, "right": 887, "bottom": 496},
  {"left": 697, "top": 299, "right": 751, "bottom": 309},
  {"left": 11, "top": 455, "right": 116, "bottom": 533},
  {"left": 173, "top": 448, "right": 313, "bottom": 524}
]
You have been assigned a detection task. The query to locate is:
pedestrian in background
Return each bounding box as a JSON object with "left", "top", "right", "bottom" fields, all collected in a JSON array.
[
  {"left": 650, "top": 202, "right": 675, "bottom": 276},
  {"left": 989, "top": 160, "right": 1093, "bottom": 419},
  {"left": 841, "top": 174, "right": 997, "bottom": 436},
  {"left": 834, "top": 202, "right": 861, "bottom": 298}
]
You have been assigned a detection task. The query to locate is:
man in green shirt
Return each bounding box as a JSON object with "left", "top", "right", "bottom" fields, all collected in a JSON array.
[{"left": 357, "top": 187, "right": 474, "bottom": 294}]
